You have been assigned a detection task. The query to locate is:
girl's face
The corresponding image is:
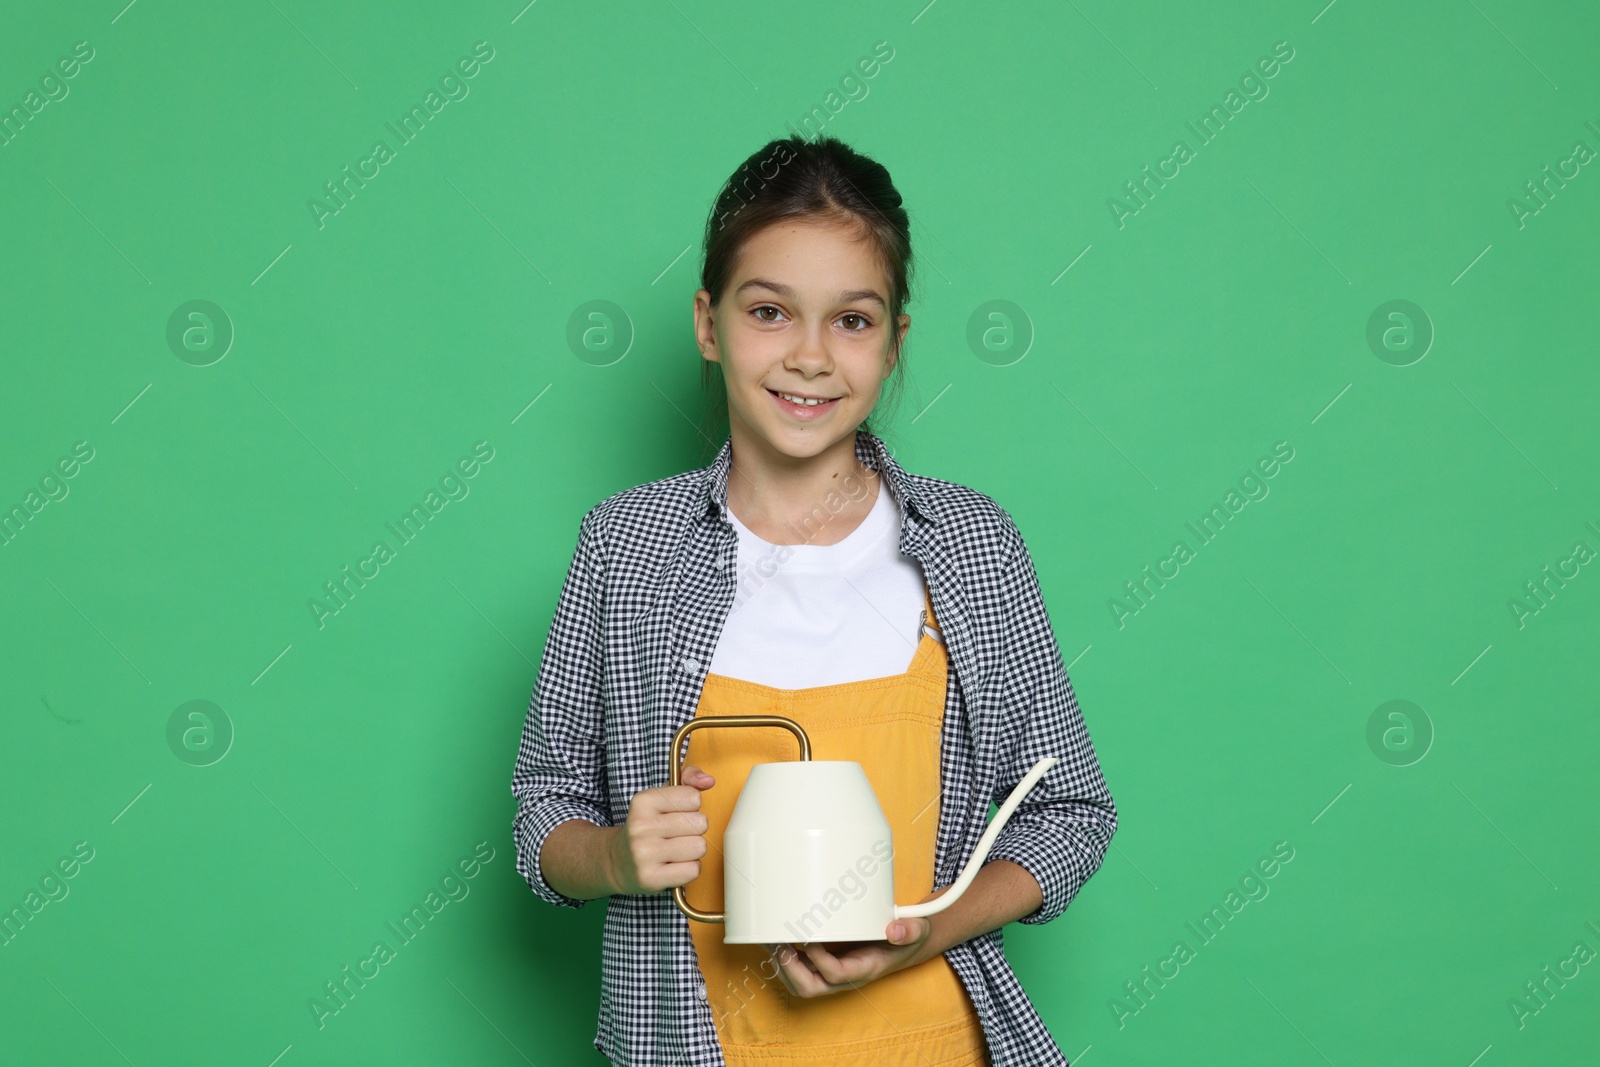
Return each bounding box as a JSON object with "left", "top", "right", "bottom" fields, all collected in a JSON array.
[{"left": 695, "top": 216, "right": 909, "bottom": 460}]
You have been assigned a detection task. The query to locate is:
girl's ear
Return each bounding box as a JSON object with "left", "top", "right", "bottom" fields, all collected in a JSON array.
[
  {"left": 887, "top": 312, "right": 911, "bottom": 373},
  {"left": 694, "top": 289, "right": 721, "bottom": 364}
]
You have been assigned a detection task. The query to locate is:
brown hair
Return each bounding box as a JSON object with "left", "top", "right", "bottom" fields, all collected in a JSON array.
[{"left": 696, "top": 133, "right": 914, "bottom": 452}]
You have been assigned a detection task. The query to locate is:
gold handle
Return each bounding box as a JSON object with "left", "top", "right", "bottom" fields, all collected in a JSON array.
[{"left": 669, "top": 714, "right": 811, "bottom": 924}]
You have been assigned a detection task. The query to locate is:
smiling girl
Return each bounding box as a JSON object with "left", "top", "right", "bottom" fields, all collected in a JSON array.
[{"left": 513, "top": 134, "right": 1117, "bottom": 1067}]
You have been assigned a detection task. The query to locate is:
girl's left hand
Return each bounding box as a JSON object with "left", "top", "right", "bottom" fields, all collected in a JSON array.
[{"left": 763, "top": 916, "right": 935, "bottom": 997}]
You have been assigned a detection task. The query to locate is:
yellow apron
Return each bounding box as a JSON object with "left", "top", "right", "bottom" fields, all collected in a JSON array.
[{"left": 684, "top": 585, "right": 991, "bottom": 1067}]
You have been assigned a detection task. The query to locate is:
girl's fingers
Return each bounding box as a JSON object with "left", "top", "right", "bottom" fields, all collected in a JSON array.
[
  {"left": 665, "top": 809, "right": 709, "bottom": 838},
  {"left": 658, "top": 858, "right": 703, "bottom": 886},
  {"left": 655, "top": 831, "right": 708, "bottom": 862},
  {"left": 801, "top": 942, "right": 860, "bottom": 986},
  {"left": 679, "top": 764, "right": 715, "bottom": 787},
  {"left": 796, "top": 943, "right": 829, "bottom": 982},
  {"left": 766, "top": 943, "right": 818, "bottom": 996}
]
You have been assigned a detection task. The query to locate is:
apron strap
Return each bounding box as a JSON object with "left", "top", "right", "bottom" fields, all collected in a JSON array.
[{"left": 920, "top": 584, "right": 945, "bottom": 645}]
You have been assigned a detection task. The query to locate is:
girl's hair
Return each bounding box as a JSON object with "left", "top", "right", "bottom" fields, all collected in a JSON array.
[{"left": 696, "top": 133, "right": 914, "bottom": 454}]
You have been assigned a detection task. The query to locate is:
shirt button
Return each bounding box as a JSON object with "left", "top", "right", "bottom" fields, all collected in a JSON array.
[
  {"left": 682, "top": 656, "right": 701, "bottom": 674},
  {"left": 696, "top": 979, "right": 708, "bottom": 1002}
]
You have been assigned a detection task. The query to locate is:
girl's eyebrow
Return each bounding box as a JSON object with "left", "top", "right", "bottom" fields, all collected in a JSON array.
[{"left": 733, "top": 277, "right": 886, "bottom": 310}]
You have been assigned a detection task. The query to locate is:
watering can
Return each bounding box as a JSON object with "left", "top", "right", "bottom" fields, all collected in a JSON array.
[{"left": 669, "top": 713, "right": 1058, "bottom": 944}]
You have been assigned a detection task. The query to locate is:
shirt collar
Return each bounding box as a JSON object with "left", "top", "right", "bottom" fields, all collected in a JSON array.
[{"left": 697, "top": 429, "right": 938, "bottom": 536}]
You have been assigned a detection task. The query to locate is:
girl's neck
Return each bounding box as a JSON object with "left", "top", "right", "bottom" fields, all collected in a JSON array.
[{"left": 723, "top": 425, "right": 882, "bottom": 547}]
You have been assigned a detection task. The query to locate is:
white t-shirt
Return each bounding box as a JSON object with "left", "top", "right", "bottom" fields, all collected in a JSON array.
[{"left": 708, "top": 480, "right": 929, "bottom": 689}]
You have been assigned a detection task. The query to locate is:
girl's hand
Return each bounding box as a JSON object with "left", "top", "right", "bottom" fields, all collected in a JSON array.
[
  {"left": 608, "top": 764, "right": 715, "bottom": 896},
  {"left": 761, "top": 913, "right": 937, "bottom": 998}
]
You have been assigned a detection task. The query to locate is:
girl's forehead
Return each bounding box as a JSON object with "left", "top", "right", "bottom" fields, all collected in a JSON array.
[
  {"left": 732, "top": 220, "right": 890, "bottom": 291},
  {"left": 746, "top": 216, "right": 869, "bottom": 250}
]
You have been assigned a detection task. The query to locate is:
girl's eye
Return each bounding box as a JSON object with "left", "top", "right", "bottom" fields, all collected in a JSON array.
[
  {"left": 752, "top": 305, "right": 785, "bottom": 323},
  {"left": 839, "top": 313, "right": 871, "bottom": 331}
]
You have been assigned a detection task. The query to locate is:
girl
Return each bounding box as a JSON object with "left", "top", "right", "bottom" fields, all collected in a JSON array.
[{"left": 512, "top": 134, "right": 1117, "bottom": 1067}]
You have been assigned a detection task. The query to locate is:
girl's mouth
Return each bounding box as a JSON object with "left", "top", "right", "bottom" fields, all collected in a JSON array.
[{"left": 767, "top": 388, "right": 841, "bottom": 419}]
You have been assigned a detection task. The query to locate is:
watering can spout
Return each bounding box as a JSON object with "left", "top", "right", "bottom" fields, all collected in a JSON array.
[{"left": 893, "top": 756, "right": 1059, "bottom": 921}]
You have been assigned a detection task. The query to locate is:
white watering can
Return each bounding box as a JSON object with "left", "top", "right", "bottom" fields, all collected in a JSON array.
[{"left": 670, "top": 713, "right": 1058, "bottom": 944}]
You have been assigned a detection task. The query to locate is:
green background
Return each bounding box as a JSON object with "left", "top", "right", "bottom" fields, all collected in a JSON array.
[{"left": 2, "top": 0, "right": 1596, "bottom": 1063}]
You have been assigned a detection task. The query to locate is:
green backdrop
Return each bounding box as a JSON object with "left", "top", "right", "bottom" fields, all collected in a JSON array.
[{"left": 3, "top": 0, "right": 1596, "bottom": 1063}]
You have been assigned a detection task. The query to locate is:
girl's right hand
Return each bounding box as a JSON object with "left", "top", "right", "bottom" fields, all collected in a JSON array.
[{"left": 609, "top": 764, "right": 715, "bottom": 895}]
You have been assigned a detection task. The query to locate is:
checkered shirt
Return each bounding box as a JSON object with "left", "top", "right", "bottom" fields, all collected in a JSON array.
[{"left": 511, "top": 429, "right": 1117, "bottom": 1066}]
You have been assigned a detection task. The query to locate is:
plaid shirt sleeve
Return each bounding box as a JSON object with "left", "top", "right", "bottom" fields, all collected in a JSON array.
[
  {"left": 983, "top": 518, "right": 1118, "bottom": 926},
  {"left": 511, "top": 509, "right": 615, "bottom": 911}
]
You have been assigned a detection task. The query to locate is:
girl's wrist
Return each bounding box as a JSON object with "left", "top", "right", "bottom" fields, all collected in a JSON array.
[
  {"left": 910, "top": 911, "right": 956, "bottom": 968},
  {"left": 600, "top": 824, "right": 628, "bottom": 895}
]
